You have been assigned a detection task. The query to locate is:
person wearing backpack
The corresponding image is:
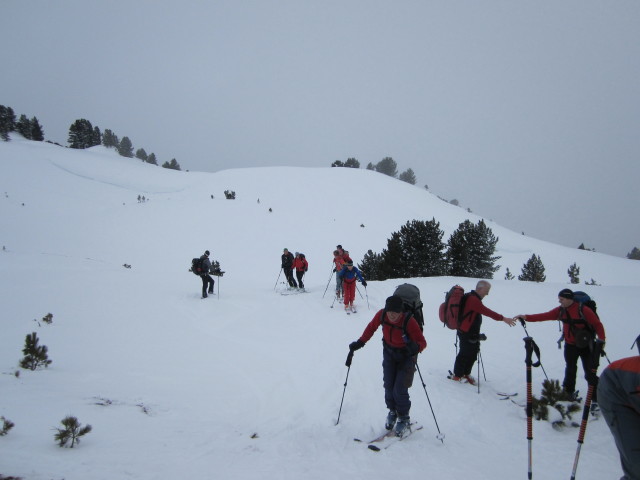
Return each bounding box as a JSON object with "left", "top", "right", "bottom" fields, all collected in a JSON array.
[
  {"left": 332, "top": 250, "right": 346, "bottom": 299},
  {"left": 517, "top": 288, "right": 606, "bottom": 406},
  {"left": 292, "top": 253, "right": 308, "bottom": 289},
  {"left": 199, "top": 250, "right": 214, "bottom": 299},
  {"left": 281, "top": 248, "right": 297, "bottom": 288},
  {"left": 337, "top": 261, "right": 366, "bottom": 311},
  {"left": 348, "top": 295, "right": 427, "bottom": 437},
  {"left": 451, "top": 281, "right": 516, "bottom": 384},
  {"left": 598, "top": 335, "right": 640, "bottom": 480}
]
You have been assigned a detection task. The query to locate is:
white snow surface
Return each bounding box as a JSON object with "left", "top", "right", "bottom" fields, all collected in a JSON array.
[{"left": 1, "top": 136, "right": 638, "bottom": 479}]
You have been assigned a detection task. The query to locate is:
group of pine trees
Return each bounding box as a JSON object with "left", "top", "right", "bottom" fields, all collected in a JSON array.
[
  {"left": 0, "top": 105, "right": 44, "bottom": 142},
  {"left": 359, "top": 218, "right": 500, "bottom": 281},
  {"left": 1, "top": 104, "right": 181, "bottom": 170},
  {"left": 331, "top": 156, "right": 418, "bottom": 186},
  {"left": 68, "top": 118, "right": 181, "bottom": 170}
]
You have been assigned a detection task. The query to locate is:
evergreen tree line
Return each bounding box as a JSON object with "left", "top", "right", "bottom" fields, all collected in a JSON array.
[
  {"left": 0, "top": 105, "right": 181, "bottom": 170},
  {"left": 359, "top": 218, "right": 500, "bottom": 281},
  {"left": 331, "top": 156, "right": 418, "bottom": 186},
  {"left": 0, "top": 105, "right": 44, "bottom": 141},
  {"left": 68, "top": 118, "right": 181, "bottom": 170}
]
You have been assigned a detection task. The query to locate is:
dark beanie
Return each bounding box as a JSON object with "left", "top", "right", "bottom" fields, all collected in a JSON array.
[
  {"left": 205, "top": 250, "right": 210, "bottom": 256},
  {"left": 558, "top": 288, "right": 574, "bottom": 300},
  {"left": 385, "top": 295, "right": 404, "bottom": 313}
]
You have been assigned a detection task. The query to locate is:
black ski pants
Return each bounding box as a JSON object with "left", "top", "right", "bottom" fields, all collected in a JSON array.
[
  {"left": 295, "top": 270, "right": 305, "bottom": 288},
  {"left": 563, "top": 343, "right": 600, "bottom": 402},
  {"left": 453, "top": 331, "right": 481, "bottom": 377},
  {"left": 284, "top": 267, "right": 297, "bottom": 287},
  {"left": 201, "top": 274, "right": 214, "bottom": 297}
]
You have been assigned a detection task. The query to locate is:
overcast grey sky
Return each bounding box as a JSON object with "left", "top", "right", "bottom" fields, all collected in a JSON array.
[{"left": 3, "top": 1, "right": 639, "bottom": 257}]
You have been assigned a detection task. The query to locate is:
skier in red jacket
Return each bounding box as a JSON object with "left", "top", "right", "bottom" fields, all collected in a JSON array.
[
  {"left": 348, "top": 295, "right": 427, "bottom": 437},
  {"left": 292, "top": 253, "right": 308, "bottom": 289},
  {"left": 518, "top": 288, "right": 606, "bottom": 405},
  {"left": 451, "top": 280, "right": 515, "bottom": 384}
]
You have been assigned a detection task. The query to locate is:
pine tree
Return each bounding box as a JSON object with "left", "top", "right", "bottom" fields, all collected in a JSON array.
[
  {"left": 146, "top": 153, "right": 158, "bottom": 165},
  {"left": 446, "top": 219, "right": 501, "bottom": 278},
  {"left": 504, "top": 268, "right": 514, "bottom": 280},
  {"left": 31, "top": 117, "right": 44, "bottom": 141},
  {"left": 117, "top": 136, "right": 134, "bottom": 157},
  {"left": 54, "top": 416, "right": 92, "bottom": 448},
  {"left": 398, "top": 168, "right": 416, "bottom": 185},
  {"left": 375, "top": 157, "right": 398, "bottom": 177},
  {"left": 568, "top": 263, "right": 580, "bottom": 284},
  {"left": 331, "top": 160, "right": 344, "bottom": 167},
  {"left": 16, "top": 114, "right": 33, "bottom": 139},
  {"left": 19, "top": 332, "right": 52, "bottom": 370},
  {"left": 102, "top": 129, "right": 119, "bottom": 148},
  {"left": 68, "top": 119, "right": 95, "bottom": 149},
  {"left": 162, "top": 158, "right": 181, "bottom": 170},
  {"left": 627, "top": 247, "right": 640, "bottom": 260},
  {"left": 518, "top": 254, "right": 546, "bottom": 282},
  {"left": 358, "top": 249, "right": 385, "bottom": 280},
  {"left": 0, "top": 105, "right": 17, "bottom": 141},
  {"left": 92, "top": 126, "right": 102, "bottom": 146},
  {"left": 366, "top": 162, "right": 375, "bottom": 170},
  {"left": 344, "top": 157, "right": 360, "bottom": 168},
  {"left": 135, "top": 148, "right": 148, "bottom": 162}
]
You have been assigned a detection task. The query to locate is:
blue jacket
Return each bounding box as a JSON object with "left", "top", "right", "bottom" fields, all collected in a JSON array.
[{"left": 338, "top": 265, "right": 364, "bottom": 284}]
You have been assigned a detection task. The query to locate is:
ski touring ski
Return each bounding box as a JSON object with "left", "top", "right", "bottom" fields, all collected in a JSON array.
[{"left": 354, "top": 423, "right": 423, "bottom": 451}]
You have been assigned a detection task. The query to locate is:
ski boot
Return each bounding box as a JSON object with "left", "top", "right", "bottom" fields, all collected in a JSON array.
[
  {"left": 385, "top": 410, "right": 397, "bottom": 430},
  {"left": 395, "top": 415, "right": 410, "bottom": 437}
]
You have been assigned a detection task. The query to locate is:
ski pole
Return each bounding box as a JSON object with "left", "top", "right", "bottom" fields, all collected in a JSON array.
[
  {"left": 323, "top": 267, "right": 335, "bottom": 298},
  {"left": 217, "top": 276, "right": 220, "bottom": 300},
  {"left": 524, "top": 336, "right": 541, "bottom": 480},
  {"left": 570, "top": 339, "right": 604, "bottom": 480},
  {"left": 355, "top": 284, "right": 364, "bottom": 299},
  {"left": 518, "top": 318, "right": 549, "bottom": 380},
  {"left": 330, "top": 293, "right": 338, "bottom": 308},
  {"left": 274, "top": 268, "right": 282, "bottom": 291},
  {"left": 364, "top": 285, "right": 370, "bottom": 310},
  {"left": 336, "top": 350, "right": 355, "bottom": 426},
  {"left": 415, "top": 361, "right": 445, "bottom": 443}
]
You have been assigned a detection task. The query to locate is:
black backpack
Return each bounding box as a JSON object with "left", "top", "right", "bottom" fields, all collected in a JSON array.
[
  {"left": 191, "top": 257, "right": 205, "bottom": 275},
  {"left": 392, "top": 284, "right": 425, "bottom": 331}
]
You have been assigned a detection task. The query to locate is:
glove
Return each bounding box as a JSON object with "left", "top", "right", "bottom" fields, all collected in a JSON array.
[
  {"left": 333, "top": 268, "right": 336, "bottom": 272},
  {"left": 406, "top": 341, "right": 420, "bottom": 356},
  {"left": 362, "top": 281, "right": 367, "bottom": 287},
  {"left": 349, "top": 340, "right": 365, "bottom": 351}
]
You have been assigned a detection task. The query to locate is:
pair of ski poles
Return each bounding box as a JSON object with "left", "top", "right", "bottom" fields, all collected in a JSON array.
[
  {"left": 520, "top": 318, "right": 603, "bottom": 479},
  {"left": 336, "top": 348, "right": 444, "bottom": 443}
]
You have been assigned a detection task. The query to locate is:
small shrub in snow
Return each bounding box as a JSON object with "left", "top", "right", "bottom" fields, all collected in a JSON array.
[
  {"left": 54, "top": 416, "right": 92, "bottom": 448},
  {"left": 567, "top": 263, "right": 580, "bottom": 284},
  {"left": 224, "top": 190, "right": 236, "bottom": 199},
  {"left": 532, "top": 379, "right": 581, "bottom": 430},
  {"left": 1, "top": 416, "right": 15, "bottom": 436},
  {"left": 19, "top": 332, "right": 52, "bottom": 370}
]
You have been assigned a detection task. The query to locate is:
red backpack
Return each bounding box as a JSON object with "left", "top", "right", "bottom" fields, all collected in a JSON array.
[{"left": 438, "top": 285, "right": 466, "bottom": 330}]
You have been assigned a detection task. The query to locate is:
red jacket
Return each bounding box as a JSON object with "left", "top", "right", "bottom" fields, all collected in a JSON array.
[
  {"left": 359, "top": 309, "right": 427, "bottom": 351},
  {"left": 292, "top": 257, "right": 308, "bottom": 272},
  {"left": 458, "top": 291, "right": 504, "bottom": 333},
  {"left": 526, "top": 302, "right": 605, "bottom": 345}
]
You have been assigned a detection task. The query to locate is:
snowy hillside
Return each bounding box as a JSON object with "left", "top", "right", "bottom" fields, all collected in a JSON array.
[{"left": 1, "top": 137, "right": 638, "bottom": 480}]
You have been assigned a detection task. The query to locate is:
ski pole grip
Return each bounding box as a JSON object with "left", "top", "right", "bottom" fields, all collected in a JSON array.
[{"left": 346, "top": 350, "right": 354, "bottom": 367}]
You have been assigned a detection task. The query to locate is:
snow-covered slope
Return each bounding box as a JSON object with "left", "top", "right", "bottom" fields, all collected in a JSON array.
[{"left": 1, "top": 137, "right": 638, "bottom": 479}]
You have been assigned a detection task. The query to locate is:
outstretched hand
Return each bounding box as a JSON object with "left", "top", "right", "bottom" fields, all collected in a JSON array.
[{"left": 503, "top": 317, "right": 517, "bottom": 327}]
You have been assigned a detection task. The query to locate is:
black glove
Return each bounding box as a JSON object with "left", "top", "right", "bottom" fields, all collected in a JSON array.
[
  {"left": 362, "top": 281, "right": 367, "bottom": 287},
  {"left": 333, "top": 268, "right": 336, "bottom": 272},
  {"left": 406, "top": 341, "right": 420, "bottom": 356},
  {"left": 349, "top": 340, "right": 365, "bottom": 351}
]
